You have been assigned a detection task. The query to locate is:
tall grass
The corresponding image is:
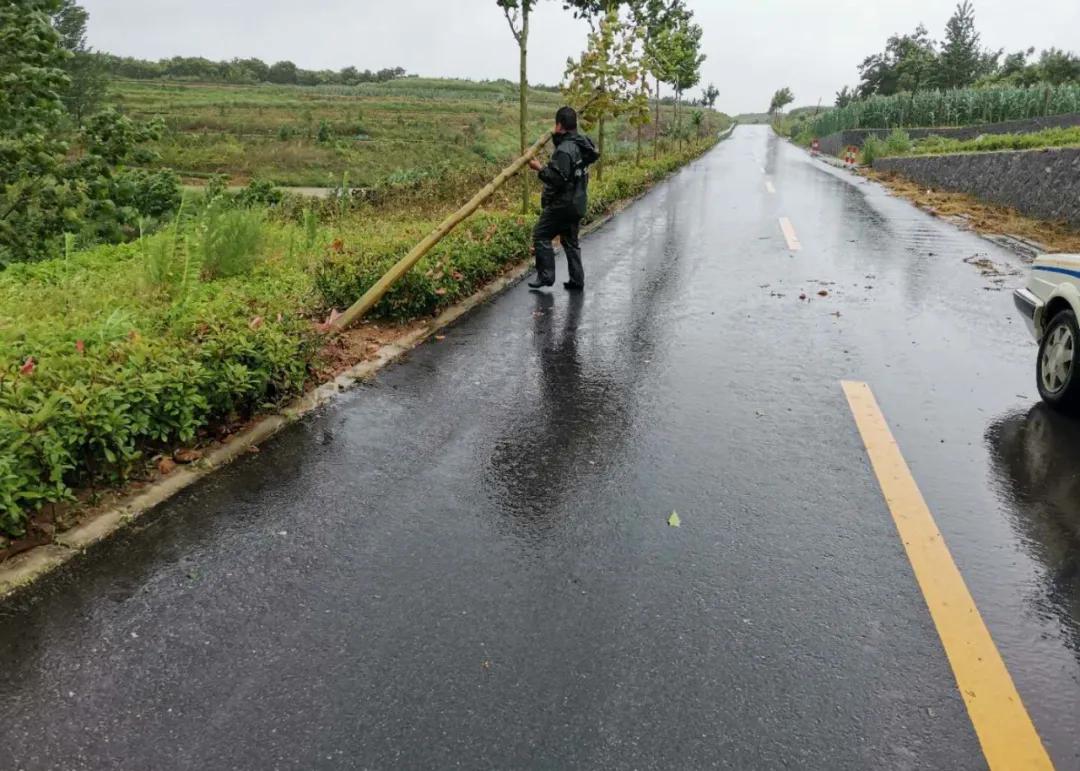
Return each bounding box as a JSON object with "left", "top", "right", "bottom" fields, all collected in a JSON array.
[{"left": 811, "top": 83, "right": 1080, "bottom": 136}]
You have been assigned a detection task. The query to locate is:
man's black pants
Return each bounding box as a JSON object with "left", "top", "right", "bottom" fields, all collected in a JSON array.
[{"left": 533, "top": 206, "right": 583, "bottom": 287}]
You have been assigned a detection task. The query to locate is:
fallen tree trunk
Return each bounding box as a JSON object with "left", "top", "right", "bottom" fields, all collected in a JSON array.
[{"left": 330, "top": 130, "right": 554, "bottom": 332}]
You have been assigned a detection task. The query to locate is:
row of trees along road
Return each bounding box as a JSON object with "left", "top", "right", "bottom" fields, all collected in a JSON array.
[{"left": 497, "top": 0, "right": 709, "bottom": 209}]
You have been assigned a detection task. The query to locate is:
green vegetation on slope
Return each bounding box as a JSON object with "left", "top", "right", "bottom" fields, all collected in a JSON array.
[
  {"left": 859, "top": 125, "right": 1080, "bottom": 163},
  {"left": 112, "top": 78, "right": 731, "bottom": 188}
]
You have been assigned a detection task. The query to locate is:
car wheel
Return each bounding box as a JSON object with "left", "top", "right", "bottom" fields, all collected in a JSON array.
[{"left": 1037, "top": 309, "right": 1080, "bottom": 412}]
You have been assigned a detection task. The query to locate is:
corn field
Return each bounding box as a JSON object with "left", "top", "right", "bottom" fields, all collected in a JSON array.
[{"left": 810, "top": 84, "right": 1080, "bottom": 136}]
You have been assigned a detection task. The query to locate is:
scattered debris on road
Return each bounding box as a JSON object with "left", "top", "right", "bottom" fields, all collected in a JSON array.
[{"left": 668, "top": 511, "right": 681, "bottom": 528}]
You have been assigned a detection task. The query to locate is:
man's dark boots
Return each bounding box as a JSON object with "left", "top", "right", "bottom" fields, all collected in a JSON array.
[{"left": 563, "top": 281, "right": 584, "bottom": 291}]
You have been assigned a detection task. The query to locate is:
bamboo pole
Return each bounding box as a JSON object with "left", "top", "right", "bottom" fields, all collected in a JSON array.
[{"left": 330, "top": 129, "right": 554, "bottom": 332}]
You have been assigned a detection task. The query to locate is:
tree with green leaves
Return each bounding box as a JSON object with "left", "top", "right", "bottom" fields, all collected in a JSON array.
[
  {"left": 834, "top": 85, "right": 856, "bottom": 108},
  {"left": 643, "top": 3, "right": 695, "bottom": 157},
  {"left": 666, "top": 14, "right": 704, "bottom": 149},
  {"left": 701, "top": 83, "right": 719, "bottom": 109},
  {"left": 562, "top": 7, "right": 646, "bottom": 181},
  {"left": 856, "top": 25, "right": 939, "bottom": 98},
  {"left": 0, "top": 0, "right": 77, "bottom": 265},
  {"left": 561, "top": 0, "right": 629, "bottom": 18},
  {"left": 630, "top": 0, "right": 685, "bottom": 160},
  {"left": 1034, "top": 48, "right": 1080, "bottom": 86},
  {"left": 268, "top": 60, "right": 298, "bottom": 84},
  {"left": 768, "top": 87, "right": 794, "bottom": 119},
  {"left": 1, "top": 0, "right": 175, "bottom": 265},
  {"left": 938, "top": 1, "right": 997, "bottom": 89},
  {"left": 51, "top": 0, "right": 105, "bottom": 124},
  {"left": 497, "top": 0, "right": 539, "bottom": 213}
]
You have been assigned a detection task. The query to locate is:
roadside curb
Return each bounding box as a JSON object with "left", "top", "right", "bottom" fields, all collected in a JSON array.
[
  {"left": 0, "top": 143, "right": 714, "bottom": 598},
  {"left": 796, "top": 141, "right": 1052, "bottom": 261}
]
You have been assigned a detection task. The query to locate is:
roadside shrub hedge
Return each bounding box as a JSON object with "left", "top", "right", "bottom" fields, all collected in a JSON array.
[{"left": 0, "top": 136, "right": 720, "bottom": 538}]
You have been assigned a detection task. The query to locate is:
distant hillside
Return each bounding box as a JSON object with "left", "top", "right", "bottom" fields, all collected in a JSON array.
[
  {"left": 110, "top": 77, "right": 731, "bottom": 187},
  {"left": 736, "top": 105, "right": 832, "bottom": 124}
]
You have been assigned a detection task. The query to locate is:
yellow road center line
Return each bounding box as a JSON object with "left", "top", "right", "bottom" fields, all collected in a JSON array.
[
  {"left": 765, "top": 179, "right": 776, "bottom": 194},
  {"left": 779, "top": 217, "right": 801, "bottom": 251},
  {"left": 841, "top": 381, "right": 1053, "bottom": 771}
]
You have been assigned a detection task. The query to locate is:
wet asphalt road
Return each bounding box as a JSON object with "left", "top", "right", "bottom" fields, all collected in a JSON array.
[{"left": 3, "top": 126, "right": 1080, "bottom": 769}]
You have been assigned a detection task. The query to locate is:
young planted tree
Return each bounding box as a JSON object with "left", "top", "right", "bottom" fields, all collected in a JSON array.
[
  {"left": 768, "top": 87, "right": 794, "bottom": 126},
  {"left": 497, "top": 0, "right": 539, "bottom": 213},
  {"left": 562, "top": 8, "right": 646, "bottom": 181},
  {"left": 668, "top": 15, "right": 705, "bottom": 150},
  {"left": 631, "top": 0, "right": 684, "bottom": 161},
  {"left": 643, "top": 5, "right": 688, "bottom": 158},
  {"left": 690, "top": 109, "right": 704, "bottom": 137}
]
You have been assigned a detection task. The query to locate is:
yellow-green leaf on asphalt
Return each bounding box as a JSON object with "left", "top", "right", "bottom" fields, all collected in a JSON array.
[{"left": 668, "top": 511, "right": 681, "bottom": 528}]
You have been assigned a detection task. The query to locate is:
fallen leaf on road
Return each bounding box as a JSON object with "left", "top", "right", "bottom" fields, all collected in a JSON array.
[
  {"left": 157, "top": 457, "right": 177, "bottom": 475},
  {"left": 817, "top": 289, "right": 829, "bottom": 297},
  {"left": 435, "top": 335, "right": 446, "bottom": 341},
  {"left": 668, "top": 511, "right": 681, "bottom": 528},
  {"left": 798, "top": 293, "right": 807, "bottom": 301},
  {"left": 173, "top": 448, "right": 203, "bottom": 464}
]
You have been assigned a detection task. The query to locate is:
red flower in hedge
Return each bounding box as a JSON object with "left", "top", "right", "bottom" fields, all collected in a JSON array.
[
  {"left": 75, "top": 340, "right": 85, "bottom": 355},
  {"left": 19, "top": 357, "right": 35, "bottom": 375}
]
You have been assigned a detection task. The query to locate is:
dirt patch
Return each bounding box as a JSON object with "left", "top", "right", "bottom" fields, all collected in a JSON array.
[
  {"left": 311, "top": 319, "right": 427, "bottom": 382},
  {"left": 866, "top": 169, "right": 1080, "bottom": 254}
]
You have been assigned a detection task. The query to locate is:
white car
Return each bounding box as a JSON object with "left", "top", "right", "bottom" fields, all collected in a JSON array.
[{"left": 1015, "top": 254, "right": 1080, "bottom": 410}]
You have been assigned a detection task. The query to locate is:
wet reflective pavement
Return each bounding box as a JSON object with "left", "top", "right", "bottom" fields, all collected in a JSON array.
[{"left": 3, "top": 126, "right": 1079, "bottom": 769}]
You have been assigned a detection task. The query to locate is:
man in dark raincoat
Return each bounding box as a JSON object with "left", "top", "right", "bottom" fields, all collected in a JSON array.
[{"left": 527, "top": 106, "right": 599, "bottom": 291}]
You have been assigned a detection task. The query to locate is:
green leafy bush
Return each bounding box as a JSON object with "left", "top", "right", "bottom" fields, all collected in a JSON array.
[
  {"left": 0, "top": 234, "right": 316, "bottom": 535},
  {"left": 884, "top": 129, "right": 913, "bottom": 155},
  {"left": 313, "top": 213, "right": 531, "bottom": 320},
  {"left": 196, "top": 203, "right": 265, "bottom": 279},
  {"left": 236, "top": 178, "right": 283, "bottom": 207},
  {"left": 908, "top": 125, "right": 1080, "bottom": 155}
]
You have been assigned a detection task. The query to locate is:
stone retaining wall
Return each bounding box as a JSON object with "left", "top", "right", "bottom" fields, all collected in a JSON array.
[
  {"left": 818, "top": 113, "right": 1080, "bottom": 157},
  {"left": 873, "top": 147, "right": 1080, "bottom": 227}
]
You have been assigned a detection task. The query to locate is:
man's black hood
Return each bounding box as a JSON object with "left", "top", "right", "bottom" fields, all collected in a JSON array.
[{"left": 554, "top": 131, "right": 599, "bottom": 166}]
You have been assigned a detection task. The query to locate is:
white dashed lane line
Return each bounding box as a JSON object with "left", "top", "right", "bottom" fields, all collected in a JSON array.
[{"left": 779, "top": 217, "right": 801, "bottom": 251}]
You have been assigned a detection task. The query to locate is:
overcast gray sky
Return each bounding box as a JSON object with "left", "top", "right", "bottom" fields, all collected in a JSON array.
[{"left": 80, "top": 0, "right": 1080, "bottom": 114}]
